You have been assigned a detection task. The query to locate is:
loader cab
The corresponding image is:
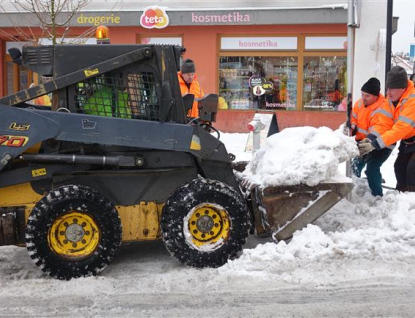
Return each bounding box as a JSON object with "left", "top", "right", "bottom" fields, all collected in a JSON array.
[{"left": 1, "top": 44, "right": 189, "bottom": 124}]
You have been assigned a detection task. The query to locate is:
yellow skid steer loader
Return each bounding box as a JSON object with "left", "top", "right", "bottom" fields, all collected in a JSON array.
[{"left": 0, "top": 44, "right": 352, "bottom": 279}]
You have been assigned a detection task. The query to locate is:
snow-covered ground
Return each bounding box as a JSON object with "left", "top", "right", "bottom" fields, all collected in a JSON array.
[{"left": 1, "top": 127, "right": 415, "bottom": 317}]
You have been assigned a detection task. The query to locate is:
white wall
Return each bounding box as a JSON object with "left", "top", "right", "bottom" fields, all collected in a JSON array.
[{"left": 352, "top": 0, "right": 387, "bottom": 102}]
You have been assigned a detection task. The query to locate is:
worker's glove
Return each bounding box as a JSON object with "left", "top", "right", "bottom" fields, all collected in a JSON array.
[
  {"left": 342, "top": 122, "right": 355, "bottom": 136},
  {"left": 358, "top": 138, "right": 375, "bottom": 156}
]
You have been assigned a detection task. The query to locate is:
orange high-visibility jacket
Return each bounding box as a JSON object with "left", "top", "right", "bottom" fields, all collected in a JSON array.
[
  {"left": 351, "top": 94, "right": 386, "bottom": 141},
  {"left": 178, "top": 72, "right": 204, "bottom": 118},
  {"left": 370, "top": 80, "right": 415, "bottom": 148}
]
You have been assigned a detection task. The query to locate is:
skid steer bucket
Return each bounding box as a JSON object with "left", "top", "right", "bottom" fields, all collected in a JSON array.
[{"left": 251, "top": 182, "right": 354, "bottom": 241}]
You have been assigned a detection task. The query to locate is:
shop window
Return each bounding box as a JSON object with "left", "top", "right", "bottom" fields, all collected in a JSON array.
[
  {"left": 4, "top": 55, "right": 32, "bottom": 95},
  {"left": 6, "top": 61, "right": 14, "bottom": 95},
  {"left": 303, "top": 56, "right": 347, "bottom": 111},
  {"left": 38, "top": 38, "right": 97, "bottom": 45},
  {"left": 305, "top": 37, "right": 347, "bottom": 50},
  {"left": 219, "top": 56, "right": 298, "bottom": 110},
  {"left": 20, "top": 68, "right": 29, "bottom": 89},
  {"left": 139, "top": 36, "right": 182, "bottom": 45}
]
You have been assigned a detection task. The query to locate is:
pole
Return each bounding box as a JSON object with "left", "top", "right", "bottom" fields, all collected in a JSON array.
[
  {"left": 346, "top": 0, "right": 356, "bottom": 179},
  {"left": 385, "top": 0, "right": 393, "bottom": 85}
]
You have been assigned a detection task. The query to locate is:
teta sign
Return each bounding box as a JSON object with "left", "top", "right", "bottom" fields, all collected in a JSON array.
[{"left": 140, "top": 6, "right": 169, "bottom": 29}]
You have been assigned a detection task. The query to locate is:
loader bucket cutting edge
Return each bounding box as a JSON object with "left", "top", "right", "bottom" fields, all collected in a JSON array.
[{"left": 253, "top": 182, "right": 354, "bottom": 242}]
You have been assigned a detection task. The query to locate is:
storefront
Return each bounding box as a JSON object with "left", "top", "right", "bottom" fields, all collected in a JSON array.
[
  {"left": 218, "top": 36, "right": 347, "bottom": 111},
  {"left": 0, "top": 3, "right": 349, "bottom": 132}
]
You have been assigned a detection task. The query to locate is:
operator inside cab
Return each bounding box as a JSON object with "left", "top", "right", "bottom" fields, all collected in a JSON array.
[{"left": 178, "top": 59, "right": 204, "bottom": 118}]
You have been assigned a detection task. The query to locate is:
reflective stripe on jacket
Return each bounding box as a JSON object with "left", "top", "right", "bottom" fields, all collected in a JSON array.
[
  {"left": 372, "top": 80, "right": 415, "bottom": 148},
  {"left": 178, "top": 71, "right": 204, "bottom": 118},
  {"left": 351, "top": 94, "right": 386, "bottom": 141}
]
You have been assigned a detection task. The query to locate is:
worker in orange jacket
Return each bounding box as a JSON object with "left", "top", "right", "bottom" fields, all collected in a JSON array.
[
  {"left": 178, "top": 59, "right": 204, "bottom": 118},
  {"left": 344, "top": 77, "right": 392, "bottom": 196},
  {"left": 359, "top": 66, "right": 415, "bottom": 192}
]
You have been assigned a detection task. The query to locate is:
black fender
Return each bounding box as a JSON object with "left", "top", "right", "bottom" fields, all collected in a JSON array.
[{"left": 0, "top": 105, "right": 60, "bottom": 171}]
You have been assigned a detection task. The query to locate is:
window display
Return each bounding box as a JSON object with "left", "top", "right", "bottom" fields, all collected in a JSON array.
[
  {"left": 219, "top": 56, "right": 298, "bottom": 110},
  {"left": 303, "top": 56, "right": 347, "bottom": 111}
]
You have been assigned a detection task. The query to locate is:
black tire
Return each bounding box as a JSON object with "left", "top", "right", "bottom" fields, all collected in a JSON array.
[
  {"left": 161, "top": 178, "right": 249, "bottom": 268},
  {"left": 26, "top": 184, "right": 122, "bottom": 280}
]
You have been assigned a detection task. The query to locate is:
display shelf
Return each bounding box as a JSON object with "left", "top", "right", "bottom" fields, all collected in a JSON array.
[{"left": 219, "top": 89, "right": 249, "bottom": 91}]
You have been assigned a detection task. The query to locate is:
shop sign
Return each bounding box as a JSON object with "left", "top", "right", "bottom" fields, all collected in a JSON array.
[
  {"left": 140, "top": 6, "right": 169, "bottom": 29},
  {"left": 76, "top": 13, "right": 121, "bottom": 26},
  {"left": 305, "top": 37, "right": 347, "bottom": 50},
  {"left": 191, "top": 12, "right": 250, "bottom": 23},
  {"left": 265, "top": 102, "right": 296, "bottom": 109},
  {"left": 249, "top": 76, "right": 264, "bottom": 88},
  {"left": 221, "top": 37, "right": 297, "bottom": 50},
  {"left": 249, "top": 76, "right": 274, "bottom": 96}
]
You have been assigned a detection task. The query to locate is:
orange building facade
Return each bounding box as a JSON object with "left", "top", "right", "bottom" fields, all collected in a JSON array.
[{"left": 0, "top": 6, "right": 349, "bottom": 132}]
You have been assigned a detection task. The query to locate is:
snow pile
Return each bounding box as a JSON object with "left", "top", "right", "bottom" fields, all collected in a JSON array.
[
  {"left": 242, "top": 126, "right": 358, "bottom": 187},
  {"left": 220, "top": 181, "right": 415, "bottom": 284}
]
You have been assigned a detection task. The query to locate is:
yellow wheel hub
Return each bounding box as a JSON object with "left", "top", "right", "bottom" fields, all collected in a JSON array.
[
  {"left": 48, "top": 212, "right": 100, "bottom": 259},
  {"left": 187, "top": 204, "right": 230, "bottom": 248}
]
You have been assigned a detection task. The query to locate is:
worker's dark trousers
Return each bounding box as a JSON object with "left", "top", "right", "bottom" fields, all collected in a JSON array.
[
  {"left": 353, "top": 147, "right": 392, "bottom": 196},
  {"left": 394, "top": 142, "right": 415, "bottom": 192},
  {"left": 352, "top": 156, "right": 366, "bottom": 178}
]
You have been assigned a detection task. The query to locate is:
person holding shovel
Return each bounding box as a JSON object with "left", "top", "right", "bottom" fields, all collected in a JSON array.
[{"left": 344, "top": 77, "right": 392, "bottom": 196}]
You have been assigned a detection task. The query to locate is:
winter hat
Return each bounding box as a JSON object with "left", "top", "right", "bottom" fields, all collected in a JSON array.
[
  {"left": 386, "top": 66, "right": 408, "bottom": 89},
  {"left": 181, "top": 59, "right": 196, "bottom": 74},
  {"left": 361, "top": 77, "right": 381, "bottom": 96}
]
